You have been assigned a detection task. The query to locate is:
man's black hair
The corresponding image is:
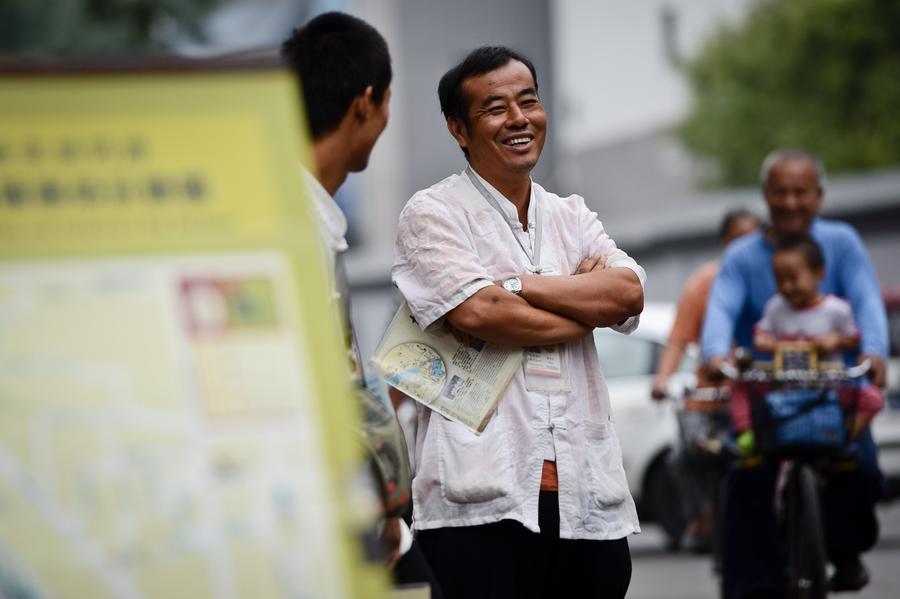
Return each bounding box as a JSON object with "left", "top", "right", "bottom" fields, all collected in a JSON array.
[
  {"left": 718, "top": 208, "right": 761, "bottom": 243},
  {"left": 773, "top": 232, "right": 825, "bottom": 270},
  {"left": 281, "top": 12, "right": 391, "bottom": 140},
  {"left": 438, "top": 45, "right": 538, "bottom": 134}
]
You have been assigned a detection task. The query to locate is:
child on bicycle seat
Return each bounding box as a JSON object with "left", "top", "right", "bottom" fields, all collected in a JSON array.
[{"left": 732, "top": 233, "right": 884, "bottom": 446}]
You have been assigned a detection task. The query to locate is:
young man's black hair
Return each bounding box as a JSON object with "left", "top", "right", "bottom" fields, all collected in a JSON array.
[
  {"left": 773, "top": 232, "right": 826, "bottom": 270},
  {"left": 281, "top": 11, "right": 392, "bottom": 139},
  {"left": 437, "top": 45, "right": 538, "bottom": 133}
]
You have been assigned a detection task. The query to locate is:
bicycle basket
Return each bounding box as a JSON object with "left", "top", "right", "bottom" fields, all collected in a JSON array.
[
  {"left": 752, "top": 387, "right": 845, "bottom": 456},
  {"left": 677, "top": 399, "right": 731, "bottom": 464}
]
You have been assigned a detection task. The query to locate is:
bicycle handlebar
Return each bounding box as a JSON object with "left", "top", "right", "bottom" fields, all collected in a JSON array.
[
  {"left": 845, "top": 358, "right": 872, "bottom": 379},
  {"left": 717, "top": 358, "right": 871, "bottom": 383},
  {"left": 718, "top": 362, "right": 740, "bottom": 381}
]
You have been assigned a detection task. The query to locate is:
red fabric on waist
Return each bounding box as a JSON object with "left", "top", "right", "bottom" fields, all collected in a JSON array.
[{"left": 540, "top": 460, "right": 559, "bottom": 492}]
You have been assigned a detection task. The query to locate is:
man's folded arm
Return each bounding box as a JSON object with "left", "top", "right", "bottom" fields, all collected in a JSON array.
[
  {"left": 517, "top": 267, "right": 643, "bottom": 328},
  {"left": 572, "top": 199, "right": 647, "bottom": 330},
  {"left": 445, "top": 285, "right": 592, "bottom": 348}
]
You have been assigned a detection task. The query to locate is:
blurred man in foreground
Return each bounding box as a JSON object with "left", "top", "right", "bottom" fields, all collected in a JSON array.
[
  {"left": 392, "top": 46, "right": 644, "bottom": 599},
  {"left": 702, "top": 149, "right": 888, "bottom": 597},
  {"left": 281, "top": 12, "right": 440, "bottom": 595}
]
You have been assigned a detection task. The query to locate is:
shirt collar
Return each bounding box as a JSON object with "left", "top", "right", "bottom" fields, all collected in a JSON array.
[
  {"left": 465, "top": 166, "right": 537, "bottom": 227},
  {"left": 303, "top": 168, "right": 349, "bottom": 254}
]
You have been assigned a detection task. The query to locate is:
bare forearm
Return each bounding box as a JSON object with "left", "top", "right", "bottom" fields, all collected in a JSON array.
[
  {"left": 754, "top": 332, "right": 776, "bottom": 353},
  {"left": 519, "top": 268, "right": 643, "bottom": 327},
  {"left": 654, "top": 342, "right": 685, "bottom": 383},
  {"left": 387, "top": 386, "right": 406, "bottom": 412},
  {"left": 816, "top": 333, "right": 860, "bottom": 354},
  {"left": 446, "top": 286, "right": 591, "bottom": 348},
  {"left": 838, "top": 335, "right": 861, "bottom": 351}
]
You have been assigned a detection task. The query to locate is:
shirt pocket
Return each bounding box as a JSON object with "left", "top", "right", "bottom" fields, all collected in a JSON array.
[
  {"left": 582, "top": 420, "right": 629, "bottom": 507},
  {"left": 468, "top": 209, "right": 501, "bottom": 238},
  {"left": 437, "top": 416, "right": 514, "bottom": 504}
]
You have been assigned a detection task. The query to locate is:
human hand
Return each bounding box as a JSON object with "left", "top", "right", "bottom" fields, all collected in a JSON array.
[
  {"left": 387, "top": 386, "right": 408, "bottom": 412},
  {"left": 574, "top": 255, "right": 606, "bottom": 274},
  {"left": 704, "top": 356, "right": 730, "bottom": 382},
  {"left": 814, "top": 333, "right": 842, "bottom": 354},
  {"left": 444, "top": 319, "right": 478, "bottom": 348},
  {"left": 650, "top": 378, "right": 669, "bottom": 400},
  {"left": 381, "top": 516, "right": 402, "bottom": 568},
  {"left": 753, "top": 332, "right": 777, "bottom": 354},
  {"left": 860, "top": 354, "right": 886, "bottom": 388}
]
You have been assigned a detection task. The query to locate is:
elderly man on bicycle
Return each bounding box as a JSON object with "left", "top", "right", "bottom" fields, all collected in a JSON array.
[{"left": 701, "top": 148, "right": 889, "bottom": 598}]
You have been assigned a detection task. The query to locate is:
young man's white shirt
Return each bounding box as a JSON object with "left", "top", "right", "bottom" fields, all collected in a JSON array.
[
  {"left": 392, "top": 168, "right": 644, "bottom": 540},
  {"left": 302, "top": 168, "right": 414, "bottom": 555},
  {"left": 304, "top": 170, "right": 349, "bottom": 262}
]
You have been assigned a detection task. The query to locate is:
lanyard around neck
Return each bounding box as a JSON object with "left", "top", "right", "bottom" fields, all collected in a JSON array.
[{"left": 465, "top": 166, "right": 543, "bottom": 274}]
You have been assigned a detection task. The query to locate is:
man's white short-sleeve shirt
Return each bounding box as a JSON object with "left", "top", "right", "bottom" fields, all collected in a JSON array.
[{"left": 392, "top": 169, "right": 643, "bottom": 540}]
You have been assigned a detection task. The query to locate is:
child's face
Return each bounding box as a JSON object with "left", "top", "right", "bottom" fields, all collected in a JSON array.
[{"left": 773, "top": 249, "right": 823, "bottom": 308}]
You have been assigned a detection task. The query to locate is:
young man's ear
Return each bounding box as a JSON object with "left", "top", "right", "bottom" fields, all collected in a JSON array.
[
  {"left": 352, "top": 85, "right": 376, "bottom": 121},
  {"left": 447, "top": 117, "right": 468, "bottom": 153}
]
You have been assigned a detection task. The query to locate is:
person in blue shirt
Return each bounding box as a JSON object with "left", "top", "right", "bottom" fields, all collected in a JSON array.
[
  {"left": 701, "top": 148, "right": 888, "bottom": 597},
  {"left": 703, "top": 151, "right": 888, "bottom": 381}
]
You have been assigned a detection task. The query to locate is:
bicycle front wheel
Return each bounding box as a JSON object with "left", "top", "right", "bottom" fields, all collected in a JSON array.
[{"left": 786, "top": 464, "right": 827, "bottom": 599}]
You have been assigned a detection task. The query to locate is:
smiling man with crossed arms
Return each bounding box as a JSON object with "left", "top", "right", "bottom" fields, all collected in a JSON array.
[{"left": 391, "top": 46, "right": 645, "bottom": 599}]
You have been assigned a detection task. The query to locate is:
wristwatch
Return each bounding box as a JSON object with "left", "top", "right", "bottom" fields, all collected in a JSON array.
[{"left": 502, "top": 276, "right": 523, "bottom": 295}]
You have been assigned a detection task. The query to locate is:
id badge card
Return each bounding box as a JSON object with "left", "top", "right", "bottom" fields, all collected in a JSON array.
[
  {"left": 525, "top": 346, "right": 562, "bottom": 377},
  {"left": 524, "top": 345, "right": 571, "bottom": 393}
]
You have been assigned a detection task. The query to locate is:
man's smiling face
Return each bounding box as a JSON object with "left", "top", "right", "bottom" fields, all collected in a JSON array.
[
  {"left": 764, "top": 157, "right": 822, "bottom": 237},
  {"left": 452, "top": 59, "right": 547, "bottom": 184}
]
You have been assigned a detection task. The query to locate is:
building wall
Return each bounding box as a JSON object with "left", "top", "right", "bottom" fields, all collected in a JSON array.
[{"left": 550, "top": 0, "right": 754, "bottom": 153}]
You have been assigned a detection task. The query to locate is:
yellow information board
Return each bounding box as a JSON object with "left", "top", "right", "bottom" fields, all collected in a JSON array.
[{"left": 0, "top": 61, "right": 383, "bottom": 598}]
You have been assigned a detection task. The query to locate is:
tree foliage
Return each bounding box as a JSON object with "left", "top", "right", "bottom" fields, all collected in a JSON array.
[
  {"left": 679, "top": 0, "right": 900, "bottom": 186},
  {"left": 0, "top": 0, "right": 223, "bottom": 54}
]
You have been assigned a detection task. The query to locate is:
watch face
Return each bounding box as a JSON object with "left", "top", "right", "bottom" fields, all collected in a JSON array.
[{"left": 503, "top": 277, "right": 522, "bottom": 294}]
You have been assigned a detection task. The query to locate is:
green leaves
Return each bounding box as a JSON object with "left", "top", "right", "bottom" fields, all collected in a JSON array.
[
  {"left": 0, "top": 0, "right": 223, "bottom": 54},
  {"left": 679, "top": 0, "right": 900, "bottom": 186}
]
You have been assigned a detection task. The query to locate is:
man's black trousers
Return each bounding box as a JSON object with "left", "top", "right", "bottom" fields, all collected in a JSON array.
[{"left": 417, "top": 491, "right": 632, "bottom": 599}]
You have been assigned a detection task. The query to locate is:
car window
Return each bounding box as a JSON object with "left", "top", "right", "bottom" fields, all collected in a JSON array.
[{"left": 595, "top": 330, "right": 659, "bottom": 378}]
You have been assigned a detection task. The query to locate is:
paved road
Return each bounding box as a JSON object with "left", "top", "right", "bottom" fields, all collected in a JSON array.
[{"left": 628, "top": 502, "right": 900, "bottom": 598}]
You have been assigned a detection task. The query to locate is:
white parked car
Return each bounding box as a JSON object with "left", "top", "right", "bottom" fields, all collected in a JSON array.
[
  {"left": 595, "top": 302, "right": 695, "bottom": 548},
  {"left": 872, "top": 288, "right": 900, "bottom": 501}
]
